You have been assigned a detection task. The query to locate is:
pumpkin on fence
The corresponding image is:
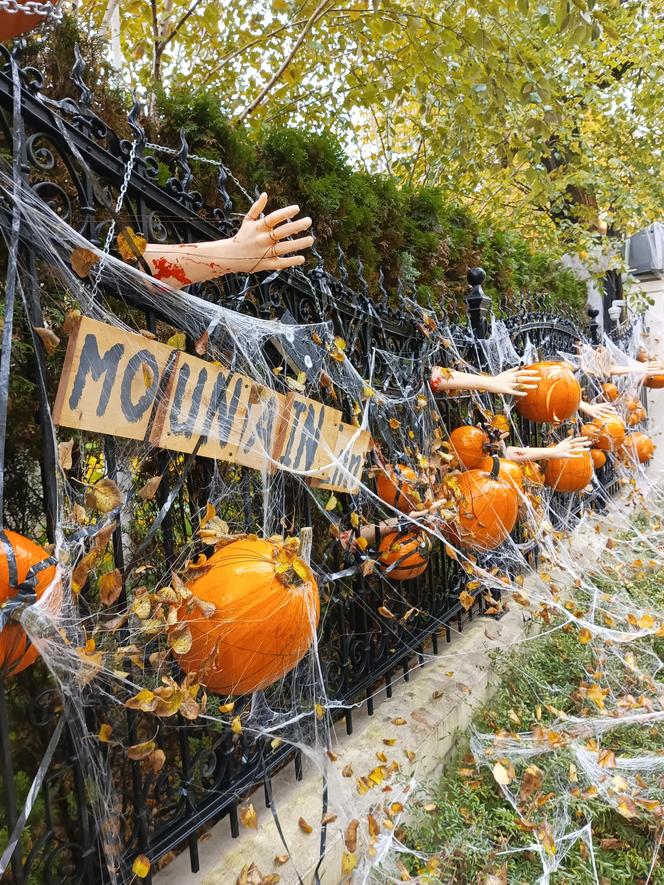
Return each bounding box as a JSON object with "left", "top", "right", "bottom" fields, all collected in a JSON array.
[
  {"left": 543, "top": 450, "right": 594, "bottom": 493},
  {"left": 176, "top": 537, "right": 319, "bottom": 696},
  {"left": 449, "top": 425, "right": 489, "bottom": 469},
  {"left": 445, "top": 457, "right": 519, "bottom": 551},
  {"left": 0, "top": 530, "right": 57, "bottom": 678},
  {"left": 645, "top": 374, "right": 664, "bottom": 389},
  {"left": 602, "top": 382, "right": 619, "bottom": 402},
  {"left": 623, "top": 432, "right": 655, "bottom": 464},
  {"left": 592, "top": 416, "right": 626, "bottom": 451},
  {"left": 515, "top": 361, "right": 581, "bottom": 423},
  {"left": 477, "top": 456, "right": 524, "bottom": 494},
  {"left": 375, "top": 463, "right": 421, "bottom": 511},
  {"left": 378, "top": 531, "right": 433, "bottom": 581},
  {"left": 590, "top": 449, "right": 606, "bottom": 470}
]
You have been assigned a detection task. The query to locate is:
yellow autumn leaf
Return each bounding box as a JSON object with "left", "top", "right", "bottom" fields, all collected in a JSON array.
[
  {"left": 341, "top": 851, "right": 357, "bottom": 875},
  {"left": 71, "top": 247, "right": 100, "bottom": 278},
  {"left": 325, "top": 494, "right": 338, "bottom": 511},
  {"left": 314, "top": 703, "right": 325, "bottom": 720},
  {"left": 298, "top": 817, "right": 313, "bottom": 834},
  {"left": 231, "top": 716, "right": 243, "bottom": 734},
  {"left": 492, "top": 761, "right": 511, "bottom": 785},
  {"left": 85, "top": 478, "right": 125, "bottom": 513},
  {"left": 459, "top": 590, "right": 474, "bottom": 611},
  {"left": 578, "top": 627, "right": 592, "bottom": 644},
  {"left": 167, "top": 332, "right": 186, "bottom": 350},
  {"left": 98, "top": 723, "right": 113, "bottom": 742},
  {"left": 239, "top": 803, "right": 258, "bottom": 830},
  {"left": 132, "top": 855, "right": 151, "bottom": 878},
  {"left": 116, "top": 227, "right": 147, "bottom": 262}
]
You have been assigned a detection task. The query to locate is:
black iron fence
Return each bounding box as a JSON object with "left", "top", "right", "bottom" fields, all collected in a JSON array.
[{"left": 0, "top": 42, "right": 622, "bottom": 884}]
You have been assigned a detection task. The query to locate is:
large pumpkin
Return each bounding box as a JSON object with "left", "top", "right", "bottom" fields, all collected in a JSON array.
[
  {"left": 477, "top": 456, "right": 524, "bottom": 494},
  {"left": 378, "top": 531, "right": 432, "bottom": 581},
  {"left": 590, "top": 449, "right": 606, "bottom": 470},
  {"left": 516, "top": 361, "right": 581, "bottom": 423},
  {"left": 543, "top": 451, "right": 594, "bottom": 493},
  {"left": 446, "top": 458, "right": 519, "bottom": 551},
  {"left": 0, "top": 5, "right": 52, "bottom": 41},
  {"left": 0, "top": 530, "right": 57, "bottom": 678},
  {"left": 624, "top": 432, "right": 655, "bottom": 464},
  {"left": 645, "top": 375, "right": 664, "bottom": 389},
  {"left": 449, "top": 426, "right": 489, "bottom": 469},
  {"left": 375, "top": 464, "right": 421, "bottom": 511},
  {"left": 177, "top": 538, "right": 320, "bottom": 696},
  {"left": 593, "top": 416, "right": 626, "bottom": 451}
]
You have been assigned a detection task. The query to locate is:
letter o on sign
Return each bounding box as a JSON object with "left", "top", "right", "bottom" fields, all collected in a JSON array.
[{"left": 120, "top": 350, "right": 160, "bottom": 423}]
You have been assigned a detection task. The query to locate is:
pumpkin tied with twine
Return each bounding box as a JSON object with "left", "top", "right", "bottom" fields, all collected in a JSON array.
[
  {"left": 0, "top": 530, "right": 57, "bottom": 678},
  {"left": 176, "top": 537, "right": 319, "bottom": 696},
  {"left": 516, "top": 361, "right": 581, "bottom": 423},
  {"left": 445, "top": 457, "right": 519, "bottom": 551},
  {"left": 375, "top": 463, "right": 421, "bottom": 511}
]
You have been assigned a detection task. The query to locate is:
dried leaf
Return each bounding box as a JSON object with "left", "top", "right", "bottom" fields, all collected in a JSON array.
[
  {"left": 240, "top": 803, "right": 258, "bottom": 830},
  {"left": 117, "top": 227, "right": 147, "bottom": 262},
  {"left": 342, "top": 764, "right": 353, "bottom": 777},
  {"left": 58, "top": 439, "right": 74, "bottom": 470},
  {"left": 298, "top": 817, "right": 313, "bottom": 834},
  {"left": 127, "top": 740, "right": 156, "bottom": 761},
  {"left": 71, "top": 247, "right": 100, "bottom": 278},
  {"left": 34, "top": 326, "right": 60, "bottom": 355},
  {"left": 99, "top": 569, "right": 123, "bottom": 606},
  {"left": 132, "top": 855, "right": 151, "bottom": 878},
  {"left": 341, "top": 851, "right": 357, "bottom": 876},
  {"left": 72, "top": 549, "right": 100, "bottom": 594},
  {"left": 85, "top": 478, "right": 125, "bottom": 513},
  {"left": 98, "top": 723, "right": 113, "bottom": 742},
  {"left": 167, "top": 332, "right": 186, "bottom": 350},
  {"left": 321, "top": 812, "right": 337, "bottom": 826},
  {"left": 195, "top": 330, "right": 209, "bottom": 355},
  {"left": 169, "top": 625, "right": 193, "bottom": 655},
  {"left": 391, "top": 717, "right": 407, "bottom": 726},
  {"left": 492, "top": 761, "right": 512, "bottom": 786},
  {"left": 459, "top": 590, "right": 474, "bottom": 611},
  {"left": 231, "top": 716, "right": 243, "bottom": 734},
  {"left": 325, "top": 494, "right": 338, "bottom": 511},
  {"left": 378, "top": 605, "right": 396, "bottom": 619},
  {"left": 578, "top": 627, "right": 592, "bottom": 644},
  {"left": 344, "top": 819, "right": 359, "bottom": 851},
  {"left": 274, "top": 855, "right": 289, "bottom": 866}
]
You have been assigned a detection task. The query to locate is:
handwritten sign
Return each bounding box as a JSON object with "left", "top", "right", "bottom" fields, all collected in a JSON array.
[{"left": 54, "top": 316, "right": 370, "bottom": 491}]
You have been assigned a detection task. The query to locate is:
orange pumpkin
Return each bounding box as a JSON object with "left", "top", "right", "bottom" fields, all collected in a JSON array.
[
  {"left": 446, "top": 458, "right": 519, "bottom": 551},
  {"left": 602, "top": 382, "right": 619, "bottom": 402},
  {"left": 628, "top": 412, "right": 642, "bottom": 427},
  {"left": 516, "top": 361, "right": 581, "bottom": 423},
  {"left": 593, "top": 416, "right": 626, "bottom": 451},
  {"left": 375, "top": 464, "right": 420, "bottom": 511},
  {"left": 543, "top": 451, "right": 594, "bottom": 493},
  {"left": 590, "top": 449, "right": 606, "bottom": 470},
  {"left": 580, "top": 423, "right": 601, "bottom": 444},
  {"left": 627, "top": 399, "right": 640, "bottom": 412},
  {"left": 477, "top": 456, "right": 524, "bottom": 494},
  {"left": 378, "top": 531, "right": 432, "bottom": 581},
  {"left": 0, "top": 530, "right": 57, "bottom": 677},
  {"left": 449, "top": 425, "right": 489, "bottom": 469},
  {"left": 645, "top": 375, "right": 664, "bottom": 389},
  {"left": 177, "top": 538, "right": 320, "bottom": 696},
  {"left": 0, "top": 8, "right": 49, "bottom": 41},
  {"left": 624, "top": 432, "right": 655, "bottom": 464}
]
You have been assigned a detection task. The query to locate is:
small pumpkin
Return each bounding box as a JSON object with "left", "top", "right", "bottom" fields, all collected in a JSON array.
[
  {"left": 580, "top": 423, "right": 601, "bottom": 444},
  {"left": 592, "top": 416, "right": 626, "bottom": 451},
  {"left": 516, "top": 361, "right": 581, "bottom": 423},
  {"left": 590, "top": 449, "right": 606, "bottom": 470},
  {"left": 378, "top": 531, "right": 433, "bottom": 581},
  {"left": 477, "top": 456, "right": 524, "bottom": 494},
  {"left": 543, "top": 450, "right": 594, "bottom": 494},
  {"left": 623, "top": 432, "right": 655, "bottom": 464},
  {"left": 375, "top": 464, "right": 421, "bottom": 511},
  {"left": 602, "top": 382, "right": 619, "bottom": 402},
  {"left": 0, "top": 530, "right": 57, "bottom": 678},
  {"left": 627, "top": 399, "right": 640, "bottom": 412},
  {"left": 645, "top": 375, "right": 664, "bottom": 389},
  {"left": 446, "top": 457, "right": 519, "bottom": 551},
  {"left": 177, "top": 537, "right": 319, "bottom": 696},
  {"left": 449, "top": 425, "right": 489, "bottom": 469}
]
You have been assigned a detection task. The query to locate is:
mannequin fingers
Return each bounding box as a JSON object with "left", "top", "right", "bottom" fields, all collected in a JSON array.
[
  {"left": 265, "top": 255, "right": 306, "bottom": 269},
  {"left": 263, "top": 204, "right": 301, "bottom": 228},
  {"left": 270, "top": 217, "right": 312, "bottom": 241},
  {"left": 272, "top": 235, "right": 314, "bottom": 256},
  {"left": 246, "top": 191, "right": 268, "bottom": 220}
]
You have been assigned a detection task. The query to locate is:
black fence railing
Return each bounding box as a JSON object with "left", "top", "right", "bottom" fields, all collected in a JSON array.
[{"left": 0, "top": 42, "right": 624, "bottom": 885}]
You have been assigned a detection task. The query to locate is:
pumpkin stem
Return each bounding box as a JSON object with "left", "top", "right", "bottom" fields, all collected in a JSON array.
[{"left": 489, "top": 455, "right": 500, "bottom": 480}]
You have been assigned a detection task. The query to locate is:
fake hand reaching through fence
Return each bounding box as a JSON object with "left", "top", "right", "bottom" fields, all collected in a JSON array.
[
  {"left": 431, "top": 366, "right": 541, "bottom": 397},
  {"left": 609, "top": 359, "right": 664, "bottom": 376},
  {"left": 505, "top": 434, "right": 592, "bottom": 462},
  {"left": 579, "top": 400, "right": 620, "bottom": 422},
  {"left": 143, "top": 192, "right": 314, "bottom": 286}
]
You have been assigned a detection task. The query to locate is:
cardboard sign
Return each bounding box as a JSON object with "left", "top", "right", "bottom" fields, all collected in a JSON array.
[{"left": 54, "top": 316, "right": 371, "bottom": 489}]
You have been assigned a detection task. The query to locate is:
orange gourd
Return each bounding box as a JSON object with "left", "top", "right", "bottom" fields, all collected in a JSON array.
[
  {"left": 645, "top": 375, "right": 664, "bottom": 389},
  {"left": 177, "top": 538, "right": 320, "bottom": 696},
  {"left": 593, "top": 416, "right": 626, "bottom": 451},
  {"left": 590, "top": 449, "right": 606, "bottom": 470},
  {"left": 516, "top": 361, "right": 581, "bottom": 423},
  {"left": 449, "top": 425, "right": 489, "bottom": 469},
  {"left": 602, "top": 382, "right": 619, "bottom": 402},
  {"left": 580, "top": 423, "right": 601, "bottom": 444},
  {"left": 543, "top": 451, "right": 594, "bottom": 493},
  {"left": 378, "top": 531, "right": 432, "bottom": 581},
  {"left": 477, "top": 457, "right": 524, "bottom": 494},
  {"left": 446, "top": 458, "right": 519, "bottom": 551},
  {"left": 375, "top": 464, "right": 421, "bottom": 511},
  {"left": 624, "top": 432, "right": 655, "bottom": 464},
  {"left": 0, "top": 530, "right": 57, "bottom": 678}
]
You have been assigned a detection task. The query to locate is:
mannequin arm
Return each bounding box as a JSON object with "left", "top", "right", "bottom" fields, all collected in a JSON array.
[
  {"left": 506, "top": 435, "right": 591, "bottom": 462},
  {"left": 610, "top": 360, "right": 664, "bottom": 376},
  {"left": 579, "top": 400, "right": 618, "bottom": 421},
  {"left": 431, "top": 366, "right": 541, "bottom": 397},
  {"left": 143, "top": 192, "right": 313, "bottom": 287}
]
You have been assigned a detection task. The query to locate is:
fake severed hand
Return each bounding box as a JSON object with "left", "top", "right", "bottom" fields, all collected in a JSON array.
[{"left": 579, "top": 401, "right": 619, "bottom": 421}]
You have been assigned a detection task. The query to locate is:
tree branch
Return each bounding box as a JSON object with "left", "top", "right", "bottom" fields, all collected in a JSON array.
[
  {"left": 237, "top": 0, "right": 332, "bottom": 123},
  {"left": 162, "top": 0, "right": 208, "bottom": 50}
]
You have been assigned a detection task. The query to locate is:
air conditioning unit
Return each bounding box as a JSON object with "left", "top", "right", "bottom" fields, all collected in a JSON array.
[{"left": 626, "top": 223, "right": 664, "bottom": 279}]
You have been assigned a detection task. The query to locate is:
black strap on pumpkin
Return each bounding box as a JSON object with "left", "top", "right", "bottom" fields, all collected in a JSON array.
[{"left": 0, "top": 530, "right": 56, "bottom": 630}]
